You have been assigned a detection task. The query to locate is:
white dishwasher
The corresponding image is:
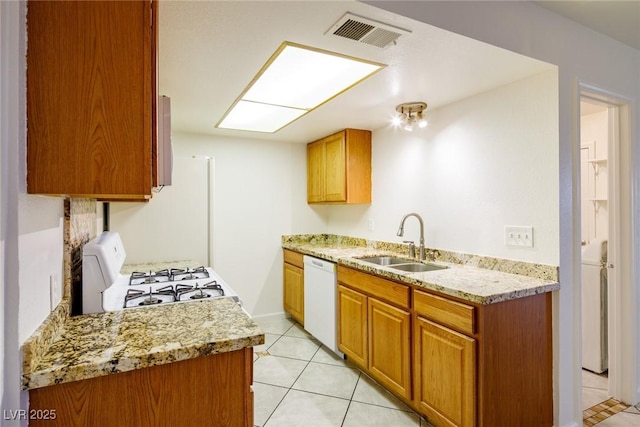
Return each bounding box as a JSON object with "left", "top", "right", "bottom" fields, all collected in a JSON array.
[{"left": 303, "top": 255, "right": 343, "bottom": 357}]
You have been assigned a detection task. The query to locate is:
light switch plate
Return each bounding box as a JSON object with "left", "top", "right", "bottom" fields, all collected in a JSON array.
[{"left": 505, "top": 226, "right": 534, "bottom": 248}]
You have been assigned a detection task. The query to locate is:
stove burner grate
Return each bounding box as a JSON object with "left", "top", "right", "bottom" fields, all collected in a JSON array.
[
  {"left": 170, "top": 266, "right": 210, "bottom": 281},
  {"left": 140, "top": 296, "right": 162, "bottom": 306},
  {"left": 175, "top": 280, "right": 224, "bottom": 301},
  {"left": 124, "top": 285, "right": 176, "bottom": 308},
  {"left": 129, "top": 269, "right": 171, "bottom": 286}
]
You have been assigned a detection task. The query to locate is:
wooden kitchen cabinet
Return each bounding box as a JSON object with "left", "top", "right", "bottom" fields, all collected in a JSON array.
[
  {"left": 336, "top": 265, "right": 552, "bottom": 427},
  {"left": 29, "top": 348, "right": 255, "bottom": 427},
  {"left": 283, "top": 249, "right": 304, "bottom": 325},
  {"left": 337, "top": 266, "right": 412, "bottom": 401},
  {"left": 413, "top": 288, "right": 553, "bottom": 427},
  {"left": 307, "top": 129, "right": 371, "bottom": 204},
  {"left": 26, "top": 0, "right": 158, "bottom": 199},
  {"left": 414, "top": 316, "right": 476, "bottom": 427},
  {"left": 413, "top": 290, "right": 476, "bottom": 426},
  {"left": 368, "top": 297, "right": 412, "bottom": 400},
  {"left": 337, "top": 284, "right": 368, "bottom": 367}
]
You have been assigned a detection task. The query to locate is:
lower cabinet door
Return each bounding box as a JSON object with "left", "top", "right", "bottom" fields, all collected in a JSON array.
[
  {"left": 283, "top": 263, "right": 304, "bottom": 325},
  {"left": 337, "top": 285, "right": 368, "bottom": 367},
  {"left": 368, "top": 298, "right": 411, "bottom": 401},
  {"left": 414, "top": 317, "right": 476, "bottom": 427}
]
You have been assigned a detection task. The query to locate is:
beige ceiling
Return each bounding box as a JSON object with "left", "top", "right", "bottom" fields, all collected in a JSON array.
[
  {"left": 158, "top": 1, "right": 556, "bottom": 143},
  {"left": 159, "top": 1, "right": 638, "bottom": 144},
  {"left": 534, "top": 1, "right": 640, "bottom": 50}
]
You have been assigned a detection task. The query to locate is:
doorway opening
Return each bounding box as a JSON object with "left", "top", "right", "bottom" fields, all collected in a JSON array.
[
  {"left": 580, "top": 96, "right": 612, "bottom": 410},
  {"left": 579, "top": 85, "right": 636, "bottom": 417}
]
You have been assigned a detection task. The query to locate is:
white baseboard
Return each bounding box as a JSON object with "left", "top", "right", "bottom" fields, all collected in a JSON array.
[
  {"left": 251, "top": 311, "right": 288, "bottom": 321},
  {"left": 557, "top": 421, "right": 580, "bottom": 427}
]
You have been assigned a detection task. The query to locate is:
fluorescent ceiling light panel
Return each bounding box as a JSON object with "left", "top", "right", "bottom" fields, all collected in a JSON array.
[
  {"left": 217, "top": 42, "right": 385, "bottom": 133},
  {"left": 218, "top": 100, "right": 307, "bottom": 133}
]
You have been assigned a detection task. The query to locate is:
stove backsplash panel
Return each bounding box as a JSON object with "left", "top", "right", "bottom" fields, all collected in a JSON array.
[{"left": 64, "top": 198, "right": 97, "bottom": 315}]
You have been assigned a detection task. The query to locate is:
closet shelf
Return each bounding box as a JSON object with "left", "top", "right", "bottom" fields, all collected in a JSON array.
[{"left": 588, "top": 158, "right": 607, "bottom": 173}]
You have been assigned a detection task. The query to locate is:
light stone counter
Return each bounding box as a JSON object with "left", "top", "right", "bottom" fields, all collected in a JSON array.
[
  {"left": 22, "top": 297, "right": 264, "bottom": 390},
  {"left": 282, "top": 234, "right": 559, "bottom": 305}
]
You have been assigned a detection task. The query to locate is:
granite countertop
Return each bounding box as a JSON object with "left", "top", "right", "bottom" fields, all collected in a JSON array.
[
  {"left": 282, "top": 237, "right": 559, "bottom": 305},
  {"left": 22, "top": 297, "right": 264, "bottom": 390}
]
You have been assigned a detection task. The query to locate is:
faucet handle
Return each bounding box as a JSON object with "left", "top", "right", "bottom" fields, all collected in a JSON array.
[{"left": 403, "top": 240, "right": 415, "bottom": 258}]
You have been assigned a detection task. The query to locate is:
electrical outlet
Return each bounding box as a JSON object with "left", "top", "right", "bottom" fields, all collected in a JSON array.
[
  {"left": 368, "top": 218, "right": 375, "bottom": 231},
  {"left": 50, "top": 274, "right": 61, "bottom": 310},
  {"left": 505, "top": 226, "right": 534, "bottom": 248}
]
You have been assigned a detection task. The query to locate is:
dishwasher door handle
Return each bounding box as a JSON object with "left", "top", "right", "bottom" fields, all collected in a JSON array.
[{"left": 303, "top": 255, "right": 336, "bottom": 272}]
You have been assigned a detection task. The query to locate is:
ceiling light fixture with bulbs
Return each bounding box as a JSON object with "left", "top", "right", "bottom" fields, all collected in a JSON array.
[{"left": 392, "top": 102, "right": 428, "bottom": 131}]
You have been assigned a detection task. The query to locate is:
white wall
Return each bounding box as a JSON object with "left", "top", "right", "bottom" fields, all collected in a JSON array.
[
  {"left": 329, "top": 70, "right": 559, "bottom": 265},
  {"left": 2, "top": 2, "right": 66, "bottom": 423},
  {"left": 580, "top": 110, "right": 609, "bottom": 242},
  {"left": 367, "top": 2, "right": 640, "bottom": 426},
  {"left": 17, "top": 195, "right": 64, "bottom": 343},
  {"left": 110, "top": 156, "right": 212, "bottom": 266},
  {"left": 171, "top": 132, "right": 327, "bottom": 317}
]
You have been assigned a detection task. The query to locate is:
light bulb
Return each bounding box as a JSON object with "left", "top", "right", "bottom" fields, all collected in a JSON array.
[{"left": 417, "top": 112, "right": 427, "bottom": 128}]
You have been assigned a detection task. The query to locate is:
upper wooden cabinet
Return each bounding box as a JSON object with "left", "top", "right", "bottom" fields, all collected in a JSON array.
[
  {"left": 26, "top": 1, "right": 158, "bottom": 200},
  {"left": 307, "top": 129, "right": 371, "bottom": 204}
]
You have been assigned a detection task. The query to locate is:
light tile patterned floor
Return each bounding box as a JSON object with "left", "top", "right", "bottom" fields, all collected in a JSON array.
[
  {"left": 582, "top": 370, "right": 640, "bottom": 426},
  {"left": 254, "top": 315, "right": 640, "bottom": 427},
  {"left": 253, "top": 315, "right": 432, "bottom": 427}
]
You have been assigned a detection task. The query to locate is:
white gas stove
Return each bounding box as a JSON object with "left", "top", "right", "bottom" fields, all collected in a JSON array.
[{"left": 81, "top": 231, "right": 241, "bottom": 314}]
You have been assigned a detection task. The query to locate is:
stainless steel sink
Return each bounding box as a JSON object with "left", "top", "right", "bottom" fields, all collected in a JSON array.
[
  {"left": 390, "top": 263, "right": 447, "bottom": 273},
  {"left": 358, "top": 256, "right": 414, "bottom": 266},
  {"left": 358, "top": 256, "right": 447, "bottom": 273}
]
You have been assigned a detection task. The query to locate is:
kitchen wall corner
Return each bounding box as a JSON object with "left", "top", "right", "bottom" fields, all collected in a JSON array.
[{"left": 21, "top": 198, "right": 98, "bottom": 383}]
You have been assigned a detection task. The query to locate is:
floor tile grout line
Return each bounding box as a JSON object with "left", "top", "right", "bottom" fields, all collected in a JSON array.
[
  {"left": 259, "top": 385, "right": 291, "bottom": 427},
  {"left": 288, "top": 387, "right": 353, "bottom": 402},
  {"left": 339, "top": 373, "right": 363, "bottom": 427},
  {"left": 257, "top": 360, "right": 424, "bottom": 421},
  {"left": 274, "top": 330, "right": 317, "bottom": 416},
  {"left": 255, "top": 320, "right": 425, "bottom": 425},
  {"left": 259, "top": 325, "right": 301, "bottom": 427},
  {"left": 261, "top": 323, "right": 628, "bottom": 427},
  {"left": 257, "top": 376, "right": 421, "bottom": 415}
]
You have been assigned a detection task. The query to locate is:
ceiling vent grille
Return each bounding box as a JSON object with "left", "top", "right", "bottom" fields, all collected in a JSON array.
[{"left": 326, "top": 13, "right": 410, "bottom": 48}]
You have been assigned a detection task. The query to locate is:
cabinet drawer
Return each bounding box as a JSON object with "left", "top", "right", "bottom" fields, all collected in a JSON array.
[
  {"left": 338, "top": 266, "right": 409, "bottom": 309},
  {"left": 283, "top": 249, "right": 304, "bottom": 269},
  {"left": 414, "top": 290, "right": 475, "bottom": 336}
]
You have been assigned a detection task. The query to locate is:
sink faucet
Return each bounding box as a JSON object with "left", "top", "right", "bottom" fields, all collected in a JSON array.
[{"left": 397, "top": 213, "right": 425, "bottom": 260}]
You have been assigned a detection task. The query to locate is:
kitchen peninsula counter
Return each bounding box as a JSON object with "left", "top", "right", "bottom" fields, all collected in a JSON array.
[
  {"left": 22, "top": 297, "right": 264, "bottom": 390},
  {"left": 282, "top": 234, "right": 559, "bottom": 305}
]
